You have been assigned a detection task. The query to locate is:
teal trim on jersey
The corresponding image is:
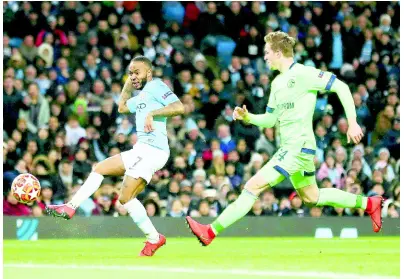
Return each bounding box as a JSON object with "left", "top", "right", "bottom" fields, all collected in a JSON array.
[
  {"left": 266, "top": 106, "right": 275, "bottom": 113},
  {"left": 325, "top": 74, "right": 336, "bottom": 91},
  {"left": 301, "top": 148, "right": 316, "bottom": 155},
  {"left": 289, "top": 62, "right": 297, "bottom": 69},
  {"left": 274, "top": 165, "right": 290, "bottom": 178}
]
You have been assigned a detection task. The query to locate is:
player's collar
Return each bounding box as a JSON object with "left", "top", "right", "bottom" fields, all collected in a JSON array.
[{"left": 289, "top": 62, "right": 297, "bottom": 70}]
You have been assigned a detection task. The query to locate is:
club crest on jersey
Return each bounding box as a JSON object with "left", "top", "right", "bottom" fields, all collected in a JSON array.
[{"left": 287, "top": 79, "right": 295, "bottom": 88}]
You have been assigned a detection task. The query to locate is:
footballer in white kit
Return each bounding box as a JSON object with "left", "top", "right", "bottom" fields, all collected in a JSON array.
[{"left": 47, "top": 56, "right": 185, "bottom": 257}]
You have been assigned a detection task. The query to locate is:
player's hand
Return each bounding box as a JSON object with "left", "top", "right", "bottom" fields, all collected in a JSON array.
[
  {"left": 347, "top": 121, "right": 364, "bottom": 144},
  {"left": 144, "top": 113, "right": 154, "bottom": 133},
  {"left": 233, "top": 105, "right": 249, "bottom": 122}
]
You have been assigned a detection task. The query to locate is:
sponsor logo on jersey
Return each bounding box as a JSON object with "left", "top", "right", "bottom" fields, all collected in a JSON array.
[
  {"left": 277, "top": 102, "right": 295, "bottom": 110},
  {"left": 287, "top": 79, "right": 295, "bottom": 88},
  {"left": 162, "top": 91, "right": 173, "bottom": 100},
  {"left": 318, "top": 71, "right": 325, "bottom": 78},
  {"left": 136, "top": 103, "right": 146, "bottom": 112}
]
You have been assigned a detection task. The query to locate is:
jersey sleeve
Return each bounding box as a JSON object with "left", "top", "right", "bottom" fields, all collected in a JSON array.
[
  {"left": 148, "top": 80, "right": 180, "bottom": 106},
  {"left": 266, "top": 81, "right": 277, "bottom": 113},
  {"left": 305, "top": 67, "right": 337, "bottom": 92},
  {"left": 126, "top": 97, "right": 137, "bottom": 113}
]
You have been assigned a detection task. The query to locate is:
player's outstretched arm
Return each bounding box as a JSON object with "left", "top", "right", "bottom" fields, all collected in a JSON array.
[
  {"left": 118, "top": 78, "right": 134, "bottom": 114},
  {"left": 149, "top": 100, "right": 185, "bottom": 118},
  {"left": 234, "top": 105, "right": 278, "bottom": 128},
  {"left": 330, "top": 78, "right": 363, "bottom": 144},
  {"left": 144, "top": 100, "right": 185, "bottom": 132}
]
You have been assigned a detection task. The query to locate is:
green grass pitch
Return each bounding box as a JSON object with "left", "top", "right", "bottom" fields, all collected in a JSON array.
[{"left": 3, "top": 237, "right": 400, "bottom": 279}]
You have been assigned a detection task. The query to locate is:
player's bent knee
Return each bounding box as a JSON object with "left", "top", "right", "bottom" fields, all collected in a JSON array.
[{"left": 244, "top": 175, "right": 268, "bottom": 196}]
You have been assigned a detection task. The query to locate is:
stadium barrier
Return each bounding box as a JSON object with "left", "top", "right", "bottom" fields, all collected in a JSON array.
[{"left": 3, "top": 216, "right": 399, "bottom": 240}]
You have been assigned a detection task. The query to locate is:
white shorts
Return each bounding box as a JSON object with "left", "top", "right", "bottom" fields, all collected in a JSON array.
[{"left": 120, "top": 143, "right": 169, "bottom": 183}]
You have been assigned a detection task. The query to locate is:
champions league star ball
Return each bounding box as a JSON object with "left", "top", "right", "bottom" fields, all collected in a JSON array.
[{"left": 11, "top": 173, "right": 41, "bottom": 203}]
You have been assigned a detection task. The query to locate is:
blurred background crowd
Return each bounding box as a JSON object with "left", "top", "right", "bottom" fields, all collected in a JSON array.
[{"left": 3, "top": 1, "right": 400, "bottom": 219}]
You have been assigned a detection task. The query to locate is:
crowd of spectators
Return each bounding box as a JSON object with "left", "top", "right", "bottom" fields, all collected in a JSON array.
[{"left": 3, "top": 1, "right": 400, "bottom": 219}]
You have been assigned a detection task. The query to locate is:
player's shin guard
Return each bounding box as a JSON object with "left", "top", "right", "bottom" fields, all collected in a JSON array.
[
  {"left": 211, "top": 189, "right": 258, "bottom": 235},
  {"left": 123, "top": 198, "right": 160, "bottom": 243},
  {"left": 316, "top": 188, "right": 368, "bottom": 210},
  {"left": 68, "top": 172, "right": 104, "bottom": 209}
]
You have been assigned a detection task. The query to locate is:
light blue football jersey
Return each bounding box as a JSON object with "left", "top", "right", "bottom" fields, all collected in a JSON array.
[{"left": 126, "top": 78, "right": 179, "bottom": 154}]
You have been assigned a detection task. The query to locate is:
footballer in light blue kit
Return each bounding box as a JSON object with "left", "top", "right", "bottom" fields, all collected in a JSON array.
[
  {"left": 46, "top": 56, "right": 184, "bottom": 257},
  {"left": 126, "top": 77, "right": 179, "bottom": 154}
]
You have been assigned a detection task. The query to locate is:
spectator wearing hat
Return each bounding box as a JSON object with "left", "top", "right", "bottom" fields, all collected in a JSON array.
[
  {"left": 192, "top": 53, "right": 215, "bottom": 82},
  {"left": 373, "top": 148, "right": 395, "bottom": 183},
  {"left": 288, "top": 192, "right": 306, "bottom": 217}
]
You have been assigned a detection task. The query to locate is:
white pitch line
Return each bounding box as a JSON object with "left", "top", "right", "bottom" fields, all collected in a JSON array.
[{"left": 3, "top": 263, "right": 398, "bottom": 279}]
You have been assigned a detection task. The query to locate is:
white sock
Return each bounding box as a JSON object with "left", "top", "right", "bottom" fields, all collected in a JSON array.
[
  {"left": 68, "top": 172, "right": 104, "bottom": 209},
  {"left": 123, "top": 198, "right": 160, "bottom": 244}
]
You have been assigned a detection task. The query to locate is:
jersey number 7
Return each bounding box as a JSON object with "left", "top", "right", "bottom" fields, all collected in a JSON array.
[{"left": 129, "top": 156, "right": 142, "bottom": 169}]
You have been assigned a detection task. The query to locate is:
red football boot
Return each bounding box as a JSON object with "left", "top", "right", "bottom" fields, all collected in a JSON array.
[
  {"left": 46, "top": 204, "right": 76, "bottom": 220},
  {"left": 185, "top": 216, "right": 216, "bottom": 246},
  {"left": 365, "top": 196, "right": 384, "bottom": 233},
  {"left": 139, "top": 234, "right": 166, "bottom": 257}
]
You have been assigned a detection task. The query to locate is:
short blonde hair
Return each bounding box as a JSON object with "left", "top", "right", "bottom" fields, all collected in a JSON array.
[{"left": 264, "top": 31, "right": 296, "bottom": 57}]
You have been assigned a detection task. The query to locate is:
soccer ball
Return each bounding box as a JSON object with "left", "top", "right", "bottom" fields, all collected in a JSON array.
[{"left": 11, "top": 173, "right": 41, "bottom": 204}]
